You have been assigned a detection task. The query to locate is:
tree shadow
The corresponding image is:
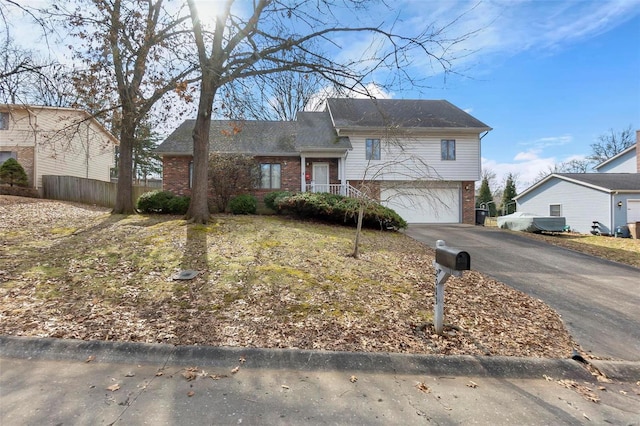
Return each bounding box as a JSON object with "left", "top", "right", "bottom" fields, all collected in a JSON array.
[{"left": 179, "top": 224, "right": 210, "bottom": 301}]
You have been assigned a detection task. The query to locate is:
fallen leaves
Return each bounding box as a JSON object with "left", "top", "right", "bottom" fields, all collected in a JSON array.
[
  {"left": 0, "top": 196, "right": 578, "bottom": 358},
  {"left": 556, "top": 379, "right": 600, "bottom": 403},
  {"left": 106, "top": 383, "right": 120, "bottom": 392},
  {"left": 415, "top": 382, "right": 431, "bottom": 393}
]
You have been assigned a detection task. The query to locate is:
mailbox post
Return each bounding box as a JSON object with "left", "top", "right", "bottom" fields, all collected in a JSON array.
[{"left": 433, "top": 240, "right": 470, "bottom": 335}]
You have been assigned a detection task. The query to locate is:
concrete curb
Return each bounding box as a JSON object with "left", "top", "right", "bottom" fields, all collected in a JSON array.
[{"left": 2, "top": 335, "right": 637, "bottom": 382}]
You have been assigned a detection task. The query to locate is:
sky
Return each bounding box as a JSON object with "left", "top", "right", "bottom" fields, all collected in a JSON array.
[
  {"left": 376, "top": 0, "right": 640, "bottom": 190},
  {"left": 5, "top": 0, "right": 640, "bottom": 191}
]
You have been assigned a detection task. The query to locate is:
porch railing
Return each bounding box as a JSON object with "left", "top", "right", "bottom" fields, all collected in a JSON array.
[{"left": 305, "top": 183, "right": 369, "bottom": 200}]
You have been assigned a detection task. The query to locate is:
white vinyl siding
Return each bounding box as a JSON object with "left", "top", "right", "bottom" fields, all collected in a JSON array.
[
  {"left": 516, "top": 179, "right": 611, "bottom": 234},
  {"left": 380, "top": 182, "right": 460, "bottom": 223},
  {"left": 0, "top": 107, "right": 116, "bottom": 188},
  {"left": 344, "top": 133, "right": 480, "bottom": 181},
  {"left": 596, "top": 149, "right": 637, "bottom": 173}
]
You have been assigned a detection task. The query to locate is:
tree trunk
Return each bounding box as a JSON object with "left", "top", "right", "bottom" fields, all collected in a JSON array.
[
  {"left": 112, "top": 113, "right": 135, "bottom": 214},
  {"left": 185, "top": 77, "right": 217, "bottom": 224},
  {"left": 352, "top": 201, "right": 365, "bottom": 258}
]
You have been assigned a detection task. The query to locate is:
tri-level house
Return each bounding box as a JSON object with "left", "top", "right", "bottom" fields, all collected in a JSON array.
[
  {"left": 0, "top": 104, "right": 118, "bottom": 192},
  {"left": 156, "top": 98, "right": 492, "bottom": 224}
]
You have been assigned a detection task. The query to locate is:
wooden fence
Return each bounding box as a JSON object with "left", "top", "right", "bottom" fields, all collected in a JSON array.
[{"left": 42, "top": 175, "right": 160, "bottom": 208}]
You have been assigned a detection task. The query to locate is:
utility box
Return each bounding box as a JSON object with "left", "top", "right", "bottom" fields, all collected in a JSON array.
[{"left": 435, "top": 245, "right": 471, "bottom": 271}]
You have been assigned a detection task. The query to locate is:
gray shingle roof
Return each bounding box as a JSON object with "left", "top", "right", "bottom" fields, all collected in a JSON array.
[
  {"left": 156, "top": 120, "right": 298, "bottom": 155},
  {"left": 156, "top": 111, "right": 350, "bottom": 155},
  {"left": 556, "top": 173, "right": 640, "bottom": 191},
  {"left": 326, "top": 98, "right": 491, "bottom": 130},
  {"left": 295, "top": 111, "right": 351, "bottom": 150}
]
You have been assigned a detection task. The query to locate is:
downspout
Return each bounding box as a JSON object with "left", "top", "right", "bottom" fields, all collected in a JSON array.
[{"left": 86, "top": 123, "right": 90, "bottom": 178}]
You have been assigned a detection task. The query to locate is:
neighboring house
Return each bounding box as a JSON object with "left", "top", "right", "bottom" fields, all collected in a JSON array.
[
  {"left": 156, "top": 98, "right": 491, "bottom": 224},
  {"left": 594, "top": 132, "right": 639, "bottom": 173},
  {"left": 515, "top": 130, "right": 640, "bottom": 234},
  {"left": 0, "top": 104, "right": 118, "bottom": 191},
  {"left": 515, "top": 174, "right": 640, "bottom": 234}
]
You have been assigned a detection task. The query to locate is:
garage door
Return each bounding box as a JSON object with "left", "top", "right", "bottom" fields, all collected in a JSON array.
[{"left": 380, "top": 184, "right": 460, "bottom": 223}]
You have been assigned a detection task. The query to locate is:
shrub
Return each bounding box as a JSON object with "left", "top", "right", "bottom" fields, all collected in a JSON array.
[
  {"left": 0, "top": 185, "right": 39, "bottom": 198},
  {"left": 0, "top": 158, "right": 29, "bottom": 187},
  {"left": 275, "top": 192, "right": 407, "bottom": 230},
  {"left": 136, "top": 190, "right": 180, "bottom": 214},
  {"left": 167, "top": 195, "right": 190, "bottom": 214},
  {"left": 263, "top": 190, "right": 293, "bottom": 211},
  {"left": 228, "top": 194, "right": 257, "bottom": 215}
]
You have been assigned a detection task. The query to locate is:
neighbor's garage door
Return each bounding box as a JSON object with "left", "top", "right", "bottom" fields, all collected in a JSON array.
[{"left": 380, "top": 183, "right": 461, "bottom": 223}]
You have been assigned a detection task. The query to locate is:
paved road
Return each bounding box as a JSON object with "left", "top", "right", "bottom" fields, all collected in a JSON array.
[{"left": 405, "top": 225, "right": 640, "bottom": 361}]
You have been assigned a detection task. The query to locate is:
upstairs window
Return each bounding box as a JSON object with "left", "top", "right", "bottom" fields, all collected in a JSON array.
[
  {"left": 260, "top": 163, "right": 281, "bottom": 189},
  {"left": 0, "top": 112, "right": 9, "bottom": 130},
  {"left": 549, "top": 204, "right": 561, "bottom": 217},
  {"left": 441, "top": 140, "right": 456, "bottom": 160},
  {"left": 366, "top": 138, "right": 381, "bottom": 160}
]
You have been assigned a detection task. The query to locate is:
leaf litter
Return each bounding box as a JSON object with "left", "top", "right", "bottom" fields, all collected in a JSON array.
[{"left": 0, "top": 196, "right": 578, "bottom": 358}]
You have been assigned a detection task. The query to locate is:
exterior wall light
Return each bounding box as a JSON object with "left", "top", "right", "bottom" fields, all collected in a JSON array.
[{"left": 617, "top": 201, "right": 623, "bottom": 208}]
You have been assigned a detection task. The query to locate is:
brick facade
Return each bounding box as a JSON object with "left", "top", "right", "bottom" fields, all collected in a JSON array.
[
  {"left": 162, "top": 156, "right": 192, "bottom": 196},
  {"left": 461, "top": 180, "right": 475, "bottom": 225}
]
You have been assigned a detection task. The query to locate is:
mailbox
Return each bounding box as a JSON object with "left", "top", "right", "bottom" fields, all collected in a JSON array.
[{"left": 435, "top": 245, "right": 470, "bottom": 271}]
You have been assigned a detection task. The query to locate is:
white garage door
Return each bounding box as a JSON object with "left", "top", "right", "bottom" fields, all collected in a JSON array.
[{"left": 380, "top": 184, "right": 460, "bottom": 223}]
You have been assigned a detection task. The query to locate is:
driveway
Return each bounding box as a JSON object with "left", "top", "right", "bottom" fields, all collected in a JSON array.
[{"left": 405, "top": 224, "right": 640, "bottom": 361}]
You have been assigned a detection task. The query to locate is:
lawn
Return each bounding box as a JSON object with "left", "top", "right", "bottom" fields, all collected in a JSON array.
[{"left": 0, "top": 196, "right": 576, "bottom": 358}]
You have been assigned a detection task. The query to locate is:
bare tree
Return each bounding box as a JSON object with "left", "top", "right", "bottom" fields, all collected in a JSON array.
[
  {"left": 185, "top": 0, "right": 480, "bottom": 224},
  {"left": 589, "top": 126, "right": 635, "bottom": 164},
  {"left": 45, "top": 0, "right": 198, "bottom": 214}
]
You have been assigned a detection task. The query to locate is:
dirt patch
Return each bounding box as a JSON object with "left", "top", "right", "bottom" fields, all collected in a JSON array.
[{"left": 0, "top": 196, "right": 578, "bottom": 358}]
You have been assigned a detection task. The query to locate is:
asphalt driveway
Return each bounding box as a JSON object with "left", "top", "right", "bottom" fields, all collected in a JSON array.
[{"left": 405, "top": 224, "right": 640, "bottom": 361}]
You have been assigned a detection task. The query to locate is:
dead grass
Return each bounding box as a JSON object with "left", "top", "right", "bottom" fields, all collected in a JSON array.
[
  {"left": 511, "top": 231, "right": 640, "bottom": 269},
  {"left": 0, "top": 196, "right": 577, "bottom": 358}
]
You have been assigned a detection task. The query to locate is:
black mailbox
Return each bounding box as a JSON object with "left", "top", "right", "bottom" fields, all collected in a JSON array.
[{"left": 435, "top": 245, "right": 470, "bottom": 271}]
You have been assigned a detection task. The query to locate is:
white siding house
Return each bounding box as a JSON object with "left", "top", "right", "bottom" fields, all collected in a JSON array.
[
  {"left": 595, "top": 144, "right": 638, "bottom": 173},
  {"left": 0, "top": 104, "right": 118, "bottom": 190},
  {"left": 515, "top": 173, "right": 640, "bottom": 234},
  {"left": 327, "top": 99, "right": 490, "bottom": 224}
]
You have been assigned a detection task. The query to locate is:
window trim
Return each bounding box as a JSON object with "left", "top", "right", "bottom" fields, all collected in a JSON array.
[
  {"left": 549, "top": 204, "right": 562, "bottom": 217},
  {"left": 441, "top": 139, "right": 456, "bottom": 161},
  {"left": 365, "top": 138, "right": 381, "bottom": 161}
]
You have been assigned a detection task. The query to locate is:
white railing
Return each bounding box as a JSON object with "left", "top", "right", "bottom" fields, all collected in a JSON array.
[{"left": 305, "top": 183, "right": 369, "bottom": 200}]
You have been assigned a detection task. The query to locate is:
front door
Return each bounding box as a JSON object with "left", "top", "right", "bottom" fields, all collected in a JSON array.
[{"left": 312, "top": 163, "right": 329, "bottom": 193}]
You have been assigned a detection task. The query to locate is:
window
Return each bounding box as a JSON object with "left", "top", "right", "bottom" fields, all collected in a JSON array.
[
  {"left": 0, "top": 112, "right": 9, "bottom": 130},
  {"left": 549, "top": 204, "right": 561, "bottom": 217},
  {"left": 366, "top": 138, "right": 381, "bottom": 160},
  {"left": 260, "top": 163, "right": 281, "bottom": 189},
  {"left": 0, "top": 151, "right": 16, "bottom": 165},
  {"left": 441, "top": 140, "right": 456, "bottom": 160}
]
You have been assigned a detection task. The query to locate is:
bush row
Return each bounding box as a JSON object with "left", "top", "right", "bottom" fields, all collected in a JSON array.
[
  {"left": 272, "top": 191, "right": 407, "bottom": 230},
  {"left": 135, "top": 190, "right": 406, "bottom": 231}
]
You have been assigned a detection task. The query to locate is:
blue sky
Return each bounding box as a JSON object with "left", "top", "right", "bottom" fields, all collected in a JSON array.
[
  {"left": 8, "top": 0, "right": 640, "bottom": 191},
  {"left": 381, "top": 0, "right": 640, "bottom": 190}
]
